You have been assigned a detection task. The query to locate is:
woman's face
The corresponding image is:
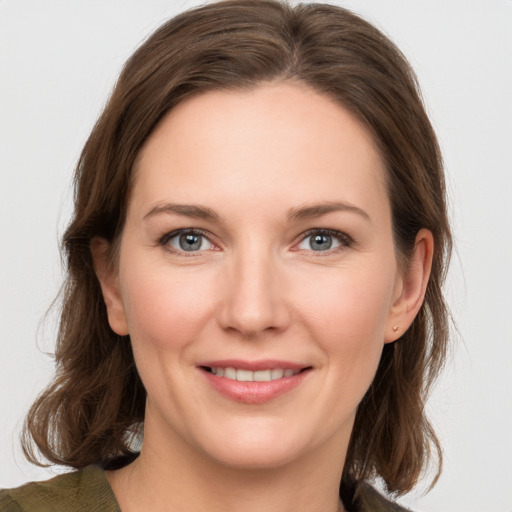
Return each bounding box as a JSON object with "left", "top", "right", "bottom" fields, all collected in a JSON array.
[{"left": 99, "top": 82, "right": 412, "bottom": 469}]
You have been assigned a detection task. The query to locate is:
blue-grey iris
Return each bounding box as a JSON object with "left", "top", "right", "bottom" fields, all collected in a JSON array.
[
  {"left": 310, "top": 234, "right": 332, "bottom": 251},
  {"left": 180, "top": 233, "right": 202, "bottom": 251}
]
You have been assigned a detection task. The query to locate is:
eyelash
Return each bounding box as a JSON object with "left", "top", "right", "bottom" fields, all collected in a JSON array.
[
  {"left": 158, "top": 228, "right": 215, "bottom": 256},
  {"left": 295, "top": 228, "right": 354, "bottom": 254},
  {"left": 158, "top": 228, "right": 354, "bottom": 256}
]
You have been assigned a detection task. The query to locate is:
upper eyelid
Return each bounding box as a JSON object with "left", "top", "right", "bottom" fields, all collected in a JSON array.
[
  {"left": 159, "top": 228, "right": 217, "bottom": 247},
  {"left": 300, "top": 228, "right": 350, "bottom": 238}
]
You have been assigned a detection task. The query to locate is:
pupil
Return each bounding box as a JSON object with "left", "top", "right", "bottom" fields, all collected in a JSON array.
[
  {"left": 311, "top": 234, "right": 332, "bottom": 251},
  {"left": 179, "top": 233, "right": 201, "bottom": 251}
]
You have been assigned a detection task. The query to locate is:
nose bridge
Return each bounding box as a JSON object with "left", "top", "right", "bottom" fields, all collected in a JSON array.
[{"left": 218, "top": 239, "right": 289, "bottom": 337}]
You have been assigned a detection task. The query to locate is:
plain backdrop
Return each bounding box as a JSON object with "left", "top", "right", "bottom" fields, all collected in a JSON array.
[{"left": 1, "top": 1, "right": 511, "bottom": 511}]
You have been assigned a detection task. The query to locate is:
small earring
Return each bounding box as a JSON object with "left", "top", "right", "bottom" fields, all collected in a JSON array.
[{"left": 392, "top": 325, "right": 399, "bottom": 333}]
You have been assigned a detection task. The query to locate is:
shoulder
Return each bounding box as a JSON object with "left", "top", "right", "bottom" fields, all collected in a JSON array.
[
  {"left": 351, "top": 481, "right": 412, "bottom": 512},
  {"left": 0, "top": 465, "right": 120, "bottom": 512}
]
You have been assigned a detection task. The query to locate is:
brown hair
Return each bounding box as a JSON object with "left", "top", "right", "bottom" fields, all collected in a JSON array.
[{"left": 23, "top": 0, "right": 452, "bottom": 498}]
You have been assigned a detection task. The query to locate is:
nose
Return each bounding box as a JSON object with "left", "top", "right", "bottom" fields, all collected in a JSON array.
[{"left": 217, "top": 247, "right": 291, "bottom": 338}]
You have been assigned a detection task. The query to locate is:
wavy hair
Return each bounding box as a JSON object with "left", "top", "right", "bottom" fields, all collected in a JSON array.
[{"left": 23, "top": 0, "right": 452, "bottom": 499}]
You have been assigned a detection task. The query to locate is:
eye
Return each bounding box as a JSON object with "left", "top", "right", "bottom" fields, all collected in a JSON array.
[
  {"left": 296, "top": 229, "right": 352, "bottom": 252},
  {"left": 160, "top": 229, "right": 215, "bottom": 253}
]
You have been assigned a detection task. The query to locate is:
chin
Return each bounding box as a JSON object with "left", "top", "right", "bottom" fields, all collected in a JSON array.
[
  {"left": 205, "top": 443, "right": 304, "bottom": 471},
  {"left": 193, "top": 420, "right": 325, "bottom": 471}
]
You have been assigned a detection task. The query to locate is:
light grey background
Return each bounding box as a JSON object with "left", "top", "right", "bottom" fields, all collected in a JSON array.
[{"left": 1, "top": 1, "right": 511, "bottom": 511}]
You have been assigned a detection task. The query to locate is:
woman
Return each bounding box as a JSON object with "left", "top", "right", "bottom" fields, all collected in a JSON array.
[{"left": 0, "top": 1, "right": 451, "bottom": 511}]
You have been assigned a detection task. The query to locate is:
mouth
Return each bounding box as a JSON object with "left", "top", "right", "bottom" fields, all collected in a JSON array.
[
  {"left": 198, "top": 361, "right": 312, "bottom": 404},
  {"left": 201, "top": 366, "right": 308, "bottom": 382}
]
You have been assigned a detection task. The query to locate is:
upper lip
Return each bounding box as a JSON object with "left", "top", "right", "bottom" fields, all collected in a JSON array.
[{"left": 197, "top": 359, "right": 310, "bottom": 371}]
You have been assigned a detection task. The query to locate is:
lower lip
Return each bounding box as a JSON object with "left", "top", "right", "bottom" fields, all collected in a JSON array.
[{"left": 201, "top": 368, "right": 311, "bottom": 405}]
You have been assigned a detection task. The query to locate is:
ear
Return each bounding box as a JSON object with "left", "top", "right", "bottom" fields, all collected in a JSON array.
[
  {"left": 90, "top": 237, "right": 129, "bottom": 336},
  {"left": 385, "top": 229, "right": 434, "bottom": 343}
]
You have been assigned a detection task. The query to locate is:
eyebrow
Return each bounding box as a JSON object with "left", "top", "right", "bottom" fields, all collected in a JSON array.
[
  {"left": 286, "top": 201, "right": 371, "bottom": 222},
  {"left": 143, "top": 203, "right": 221, "bottom": 222},
  {"left": 143, "top": 200, "right": 370, "bottom": 223}
]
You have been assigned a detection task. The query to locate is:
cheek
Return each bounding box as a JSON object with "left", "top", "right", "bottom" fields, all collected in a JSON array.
[
  {"left": 297, "top": 262, "right": 395, "bottom": 344},
  {"left": 294, "top": 262, "right": 396, "bottom": 394},
  {"left": 118, "top": 264, "right": 220, "bottom": 419},
  {"left": 119, "top": 264, "right": 216, "bottom": 351}
]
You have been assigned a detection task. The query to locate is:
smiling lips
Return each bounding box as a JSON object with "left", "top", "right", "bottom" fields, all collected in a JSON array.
[
  {"left": 200, "top": 361, "right": 311, "bottom": 404},
  {"left": 209, "top": 367, "right": 300, "bottom": 381}
]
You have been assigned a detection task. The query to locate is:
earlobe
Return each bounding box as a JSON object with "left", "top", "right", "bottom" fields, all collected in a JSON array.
[
  {"left": 90, "top": 237, "right": 129, "bottom": 336},
  {"left": 385, "top": 229, "right": 434, "bottom": 343}
]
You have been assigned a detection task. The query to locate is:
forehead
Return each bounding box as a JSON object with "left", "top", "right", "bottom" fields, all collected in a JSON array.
[{"left": 131, "top": 81, "right": 389, "bottom": 221}]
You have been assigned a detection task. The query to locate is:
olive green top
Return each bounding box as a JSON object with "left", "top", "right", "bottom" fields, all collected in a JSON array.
[
  {"left": 0, "top": 466, "right": 120, "bottom": 512},
  {"left": 0, "top": 465, "right": 410, "bottom": 512}
]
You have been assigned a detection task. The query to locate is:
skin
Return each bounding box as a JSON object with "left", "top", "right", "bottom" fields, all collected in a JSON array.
[{"left": 93, "top": 81, "right": 433, "bottom": 512}]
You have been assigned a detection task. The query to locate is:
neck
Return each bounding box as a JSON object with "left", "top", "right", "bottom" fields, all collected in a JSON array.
[{"left": 107, "top": 415, "right": 350, "bottom": 512}]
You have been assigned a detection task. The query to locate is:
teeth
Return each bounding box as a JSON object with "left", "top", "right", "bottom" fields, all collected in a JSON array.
[
  {"left": 236, "top": 369, "right": 253, "bottom": 382},
  {"left": 212, "top": 367, "right": 224, "bottom": 377},
  {"left": 224, "top": 367, "right": 237, "bottom": 380},
  {"left": 271, "top": 368, "right": 284, "bottom": 379},
  {"left": 253, "top": 370, "right": 272, "bottom": 382},
  {"left": 210, "top": 366, "right": 300, "bottom": 382}
]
